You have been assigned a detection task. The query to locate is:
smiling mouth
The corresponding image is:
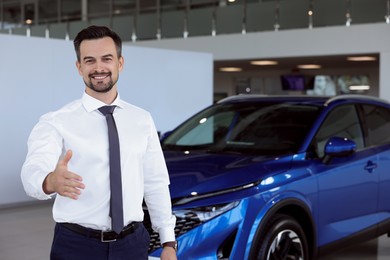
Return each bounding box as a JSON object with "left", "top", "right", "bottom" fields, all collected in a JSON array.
[{"left": 90, "top": 73, "right": 111, "bottom": 80}]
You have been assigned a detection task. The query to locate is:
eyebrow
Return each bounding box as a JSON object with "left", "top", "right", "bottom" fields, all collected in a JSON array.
[
  {"left": 82, "top": 54, "right": 114, "bottom": 61},
  {"left": 102, "top": 54, "right": 114, "bottom": 59}
]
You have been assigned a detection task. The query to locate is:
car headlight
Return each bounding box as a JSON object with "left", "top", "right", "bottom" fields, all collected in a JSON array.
[
  {"left": 174, "top": 201, "right": 239, "bottom": 222},
  {"left": 173, "top": 181, "right": 261, "bottom": 206}
]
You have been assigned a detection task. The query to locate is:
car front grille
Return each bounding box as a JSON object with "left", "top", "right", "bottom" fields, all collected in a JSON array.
[{"left": 144, "top": 210, "right": 202, "bottom": 253}]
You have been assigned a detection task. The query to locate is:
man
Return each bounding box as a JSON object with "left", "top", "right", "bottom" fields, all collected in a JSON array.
[{"left": 21, "top": 25, "right": 177, "bottom": 260}]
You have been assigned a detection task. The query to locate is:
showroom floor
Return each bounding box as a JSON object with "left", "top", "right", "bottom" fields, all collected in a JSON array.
[{"left": 1, "top": 202, "right": 390, "bottom": 260}]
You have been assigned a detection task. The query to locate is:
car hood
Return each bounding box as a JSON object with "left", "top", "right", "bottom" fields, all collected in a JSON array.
[{"left": 164, "top": 150, "right": 294, "bottom": 199}]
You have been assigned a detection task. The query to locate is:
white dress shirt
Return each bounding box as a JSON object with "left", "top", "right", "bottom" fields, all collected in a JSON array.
[{"left": 21, "top": 92, "right": 176, "bottom": 244}]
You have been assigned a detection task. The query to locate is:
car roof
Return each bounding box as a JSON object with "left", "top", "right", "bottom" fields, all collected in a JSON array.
[{"left": 217, "top": 94, "right": 389, "bottom": 107}]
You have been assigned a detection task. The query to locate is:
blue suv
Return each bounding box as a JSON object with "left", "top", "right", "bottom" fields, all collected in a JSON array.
[{"left": 146, "top": 95, "right": 390, "bottom": 259}]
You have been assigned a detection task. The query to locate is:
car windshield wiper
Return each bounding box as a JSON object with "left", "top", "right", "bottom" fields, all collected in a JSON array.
[
  {"left": 204, "top": 147, "right": 243, "bottom": 155},
  {"left": 162, "top": 144, "right": 214, "bottom": 151}
]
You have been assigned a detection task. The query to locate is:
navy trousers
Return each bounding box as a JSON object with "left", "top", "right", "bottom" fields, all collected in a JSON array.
[{"left": 50, "top": 223, "right": 150, "bottom": 260}]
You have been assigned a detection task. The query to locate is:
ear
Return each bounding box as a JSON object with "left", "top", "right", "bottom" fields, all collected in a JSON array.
[
  {"left": 118, "top": 56, "right": 124, "bottom": 72},
  {"left": 76, "top": 60, "right": 82, "bottom": 76}
]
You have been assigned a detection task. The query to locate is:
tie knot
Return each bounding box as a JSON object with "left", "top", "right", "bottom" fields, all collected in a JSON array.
[{"left": 99, "top": 105, "right": 116, "bottom": 116}]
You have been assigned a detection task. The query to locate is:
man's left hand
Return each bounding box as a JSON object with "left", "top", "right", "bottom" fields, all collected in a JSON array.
[{"left": 160, "top": 247, "right": 177, "bottom": 260}]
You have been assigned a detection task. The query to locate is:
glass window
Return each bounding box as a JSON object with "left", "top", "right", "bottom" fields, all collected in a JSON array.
[
  {"left": 61, "top": 0, "right": 81, "bottom": 21},
  {"left": 39, "top": 0, "right": 58, "bottom": 23},
  {"left": 23, "top": 3, "right": 35, "bottom": 24},
  {"left": 3, "top": 2, "right": 21, "bottom": 28},
  {"left": 88, "top": 0, "right": 108, "bottom": 18},
  {"left": 361, "top": 105, "right": 390, "bottom": 147},
  {"left": 113, "top": 0, "right": 136, "bottom": 16},
  {"left": 163, "top": 102, "right": 320, "bottom": 155},
  {"left": 313, "top": 105, "right": 364, "bottom": 158},
  {"left": 227, "top": 104, "right": 318, "bottom": 153},
  {"left": 175, "top": 110, "right": 235, "bottom": 146}
]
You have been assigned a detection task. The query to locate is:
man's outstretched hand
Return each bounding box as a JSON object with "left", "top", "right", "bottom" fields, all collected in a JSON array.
[{"left": 43, "top": 150, "right": 85, "bottom": 199}]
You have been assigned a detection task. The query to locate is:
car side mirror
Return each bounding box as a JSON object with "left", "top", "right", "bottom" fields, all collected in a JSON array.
[{"left": 323, "top": 136, "right": 356, "bottom": 164}]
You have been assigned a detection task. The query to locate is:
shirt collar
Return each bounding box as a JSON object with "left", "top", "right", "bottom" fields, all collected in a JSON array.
[{"left": 82, "top": 92, "right": 124, "bottom": 113}]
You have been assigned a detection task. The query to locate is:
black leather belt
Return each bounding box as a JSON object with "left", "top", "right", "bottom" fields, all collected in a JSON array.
[{"left": 59, "top": 222, "right": 141, "bottom": 242}]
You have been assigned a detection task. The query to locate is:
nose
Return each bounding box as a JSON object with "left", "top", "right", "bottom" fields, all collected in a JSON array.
[{"left": 94, "top": 60, "right": 105, "bottom": 72}]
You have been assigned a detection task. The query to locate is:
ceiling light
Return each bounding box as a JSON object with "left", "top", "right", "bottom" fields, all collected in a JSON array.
[
  {"left": 349, "top": 85, "right": 370, "bottom": 90},
  {"left": 347, "top": 56, "right": 377, "bottom": 61},
  {"left": 219, "top": 67, "right": 242, "bottom": 72},
  {"left": 25, "top": 19, "right": 33, "bottom": 25},
  {"left": 297, "top": 64, "right": 322, "bottom": 69},
  {"left": 250, "top": 60, "right": 278, "bottom": 66}
]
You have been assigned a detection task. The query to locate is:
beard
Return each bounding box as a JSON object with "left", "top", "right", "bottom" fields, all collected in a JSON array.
[{"left": 85, "top": 72, "right": 118, "bottom": 93}]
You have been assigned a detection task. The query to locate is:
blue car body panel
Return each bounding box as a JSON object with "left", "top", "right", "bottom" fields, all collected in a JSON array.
[
  {"left": 146, "top": 95, "right": 390, "bottom": 259},
  {"left": 165, "top": 151, "right": 293, "bottom": 198}
]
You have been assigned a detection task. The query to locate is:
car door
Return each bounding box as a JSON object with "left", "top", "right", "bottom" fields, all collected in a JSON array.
[
  {"left": 359, "top": 104, "right": 390, "bottom": 224},
  {"left": 309, "top": 104, "right": 379, "bottom": 246}
]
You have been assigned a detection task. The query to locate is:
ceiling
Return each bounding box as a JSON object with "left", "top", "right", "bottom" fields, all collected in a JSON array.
[{"left": 214, "top": 53, "right": 380, "bottom": 73}]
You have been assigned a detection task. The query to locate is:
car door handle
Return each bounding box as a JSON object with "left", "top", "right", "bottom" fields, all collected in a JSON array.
[{"left": 364, "top": 160, "right": 377, "bottom": 173}]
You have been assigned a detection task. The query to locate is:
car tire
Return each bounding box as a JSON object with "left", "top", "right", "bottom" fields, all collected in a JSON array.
[{"left": 251, "top": 214, "right": 309, "bottom": 260}]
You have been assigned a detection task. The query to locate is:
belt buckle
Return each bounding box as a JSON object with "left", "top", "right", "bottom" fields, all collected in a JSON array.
[{"left": 101, "top": 231, "right": 117, "bottom": 242}]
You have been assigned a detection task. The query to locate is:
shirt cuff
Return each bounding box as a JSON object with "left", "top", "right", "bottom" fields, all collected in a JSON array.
[
  {"left": 159, "top": 227, "right": 176, "bottom": 245},
  {"left": 36, "top": 172, "right": 56, "bottom": 200}
]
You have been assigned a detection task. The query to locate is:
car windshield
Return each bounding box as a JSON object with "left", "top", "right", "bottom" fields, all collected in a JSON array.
[{"left": 162, "top": 101, "right": 321, "bottom": 155}]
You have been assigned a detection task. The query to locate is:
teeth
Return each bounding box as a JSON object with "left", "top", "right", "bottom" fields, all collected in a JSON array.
[{"left": 93, "top": 75, "right": 108, "bottom": 80}]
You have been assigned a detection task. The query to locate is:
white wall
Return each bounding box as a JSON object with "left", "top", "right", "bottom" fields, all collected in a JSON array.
[
  {"left": 380, "top": 52, "right": 390, "bottom": 99},
  {"left": 131, "top": 23, "right": 390, "bottom": 101},
  {"left": 0, "top": 34, "right": 212, "bottom": 207}
]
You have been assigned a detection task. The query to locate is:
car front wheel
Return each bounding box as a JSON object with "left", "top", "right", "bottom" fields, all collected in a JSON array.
[{"left": 252, "top": 214, "right": 309, "bottom": 260}]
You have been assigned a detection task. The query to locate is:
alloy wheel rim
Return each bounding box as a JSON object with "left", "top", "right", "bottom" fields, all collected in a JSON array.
[{"left": 266, "top": 229, "right": 304, "bottom": 260}]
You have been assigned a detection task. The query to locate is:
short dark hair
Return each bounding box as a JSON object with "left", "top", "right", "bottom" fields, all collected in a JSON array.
[{"left": 73, "top": 25, "right": 122, "bottom": 62}]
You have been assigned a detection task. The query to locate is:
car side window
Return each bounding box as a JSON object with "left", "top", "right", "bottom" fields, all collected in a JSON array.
[
  {"left": 313, "top": 105, "right": 364, "bottom": 158},
  {"left": 361, "top": 104, "right": 390, "bottom": 147}
]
